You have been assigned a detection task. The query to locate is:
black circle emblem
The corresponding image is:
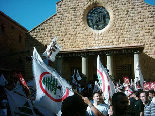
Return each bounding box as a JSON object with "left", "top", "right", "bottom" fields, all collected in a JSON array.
[{"left": 87, "top": 7, "right": 110, "bottom": 30}]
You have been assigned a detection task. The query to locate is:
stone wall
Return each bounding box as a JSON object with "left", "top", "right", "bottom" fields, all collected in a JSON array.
[
  {"left": 0, "top": 11, "right": 27, "bottom": 80},
  {"left": 26, "top": 0, "right": 155, "bottom": 81}
]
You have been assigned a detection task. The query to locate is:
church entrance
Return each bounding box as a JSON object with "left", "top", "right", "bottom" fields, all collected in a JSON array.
[{"left": 113, "top": 54, "right": 134, "bottom": 84}]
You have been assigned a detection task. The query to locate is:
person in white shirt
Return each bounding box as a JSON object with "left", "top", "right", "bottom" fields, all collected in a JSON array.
[
  {"left": 149, "top": 89, "right": 155, "bottom": 104},
  {"left": 86, "top": 92, "right": 109, "bottom": 116}
]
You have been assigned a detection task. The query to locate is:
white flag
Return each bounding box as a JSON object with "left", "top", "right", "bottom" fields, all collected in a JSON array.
[
  {"left": 76, "top": 70, "right": 82, "bottom": 81},
  {"left": 33, "top": 47, "right": 74, "bottom": 115},
  {"left": 97, "top": 55, "right": 115, "bottom": 101},
  {"left": 71, "top": 69, "right": 77, "bottom": 85},
  {"left": 42, "top": 37, "right": 61, "bottom": 62},
  {"left": 34, "top": 105, "right": 55, "bottom": 116},
  {"left": 12, "top": 79, "right": 36, "bottom": 101},
  {"left": 4, "top": 88, "right": 27, "bottom": 116},
  {"left": 0, "top": 74, "right": 8, "bottom": 86},
  {"left": 93, "top": 81, "right": 100, "bottom": 93},
  {"left": 135, "top": 62, "right": 144, "bottom": 88}
]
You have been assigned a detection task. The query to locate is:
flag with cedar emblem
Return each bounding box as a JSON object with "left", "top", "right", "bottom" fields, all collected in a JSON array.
[{"left": 33, "top": 47, "right": 74, "bottom": 115}]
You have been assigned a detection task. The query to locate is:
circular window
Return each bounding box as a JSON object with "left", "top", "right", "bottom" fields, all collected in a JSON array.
[{"left": 87, "top": 7, "right": 110, "bottom": 30}]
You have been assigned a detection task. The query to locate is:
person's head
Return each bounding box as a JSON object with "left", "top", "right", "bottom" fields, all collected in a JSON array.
[
  {"left": 140, "top": 91, "right": 149, "bottom": 104},
  {"left": 112, "top": 92, "right": 129, "bottom": 115},
  {"left": 99, "top": 92, "right": 105, "bottom": 104},
  {"left": 61, "top": 95, "right": 87, "bottom": 116},
  {"left": 134, "top": 91, "right": 140, "bottom": 99},
  {"left": 149, "top": 90, "right": 155, "bottom": 99},
  {"left": 93, "top": 92, "right": 100, "bottom": 103}
]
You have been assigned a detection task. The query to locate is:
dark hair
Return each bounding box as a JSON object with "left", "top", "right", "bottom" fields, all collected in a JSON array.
[
  {"left": 141, "top": 91, "right": 149, "bottom": 97},
  {"left": 93, "top": 92, "right": 100, "bottom": 97},
  {"left": 135, "top": 91, "right": 140, "bottom": 97},
  {"left": 149, "top": 90, "right": 155, "bottom": 94},
  {"left": 112, "top": 92, "right": 126, "bottom": 103},
  {"left": 61, "top": 95, "right": 87, "bottom": 116}
]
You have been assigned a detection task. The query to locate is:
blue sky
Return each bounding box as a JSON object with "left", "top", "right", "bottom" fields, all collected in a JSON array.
[{"left": 0, "top": 0, "right": 154, "bottom": 31}]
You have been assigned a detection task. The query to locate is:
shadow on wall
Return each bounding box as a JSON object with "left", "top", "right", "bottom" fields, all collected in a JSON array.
[
  {"left": 140, "top": 53, "right": 155, "bottom": 82},
  {"left": 25, "top": 33, "right": 57, "bottom": 81}
]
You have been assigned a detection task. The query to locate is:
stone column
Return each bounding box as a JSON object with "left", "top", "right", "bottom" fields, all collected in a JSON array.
[
  {"left": 106, "top": 54, "right": 113, "bottom": 76},
  {"left": 134, "top": 52, "right": 140, "bottom": 76},
  {"left": 56, "top": 56, "right": 62, "bottom": 75},
  {"left": 82, "top": 56, "right": 88, "bottom": 80}
]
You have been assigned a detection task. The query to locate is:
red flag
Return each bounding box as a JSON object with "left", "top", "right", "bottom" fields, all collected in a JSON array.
[
  {"left": 16, "top": 73, "right": 31, "bottom": 97},
  {"left": 123, "top": 77, "right": 130, "bottom": 85},
  {"left": 143, "top": 82, "right": 150, "bottom": 91},
  {"left": 17, "top": 73, "right": 27, "bottom": 86},
  {"left": 150, "top": 82, "right": 155, "bottom": 91}
]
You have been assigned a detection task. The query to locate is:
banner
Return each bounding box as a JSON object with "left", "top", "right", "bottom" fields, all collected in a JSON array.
[
  {"left": 42, "top": 37, "right": 61, "bottom": 62},
  {"left": 33, "top": 47, "right": 74, "bottom": 115}
]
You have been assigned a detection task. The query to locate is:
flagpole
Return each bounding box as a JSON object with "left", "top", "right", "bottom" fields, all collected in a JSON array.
[{"left": 73, "top": 89, "right": 83, "bottom": 98}]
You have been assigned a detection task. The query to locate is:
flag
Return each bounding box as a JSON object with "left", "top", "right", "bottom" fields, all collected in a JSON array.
[
  {"left": 16, "top": 73, "right": 31, "bottom": 97},
  {"left": 143, "top": 82, "right": 150, "bottom": 91},
  {"left": 71, "top": 69, "right": 77, "bottom": 85},
  {"left": 27, "top": 79, "right": 36, "bottom": 101},
  {"left": 97, "top": 55, "right": 115, "bottom": 101},
  {"left": 4, "top": 88, "right": 33, "bottom": 116},
  {"left": 0, "top": 74, "right": 8, "bottom": 86},
  {"left": 42, "top": 37, "right": 61, "bottom": 62},
  {"left": 123, "top": 77, "right": 130, "bottom": 85},
  {"left": 93, "top": 81, "right": 100, "bottom": 93},
  {"left": 12, "top": 79, "right": 36, "bottom": 100},
  {"left": 34, "top": 105, "right": 55, "bottom": 116},
  {"left": 135, "top": 62, "right": 144, "bottom": 89},
  {"left": 33, "top": 47, "right": 74, "bottom": 115},
  {"left": 12, "top": 84, "right": 26, "bottom": 97},
  {"left": 76, "top": 70, "right": 82, "bottom": 81},
  {"left": 128, "top": 87, "right": 134, "bottom": 96},
  {"left": 150, "top": 82, "right": 155, "bottom": 91},
  {"left": 130, "top": 79, "right": 134, "bottom": 87}
]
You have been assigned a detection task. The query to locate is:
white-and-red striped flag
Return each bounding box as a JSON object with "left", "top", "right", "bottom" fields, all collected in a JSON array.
[{"left": 97, "top": 55, "right": 115, "bottom": 102}]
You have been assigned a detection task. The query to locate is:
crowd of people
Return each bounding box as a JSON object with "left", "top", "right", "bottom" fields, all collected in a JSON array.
[
  {"left": 64, "top": 78, "right": 155, "bottom": 116},
  {"left": 62, "top": 86, "right": 155, "bottom": 116},
  {"left": 1, "top": 76, "right": 155, "bottom": 116}
]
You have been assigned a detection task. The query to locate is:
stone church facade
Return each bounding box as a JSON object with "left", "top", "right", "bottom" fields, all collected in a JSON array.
[{"left": 26, "top": 0, "right": 155, "bottom": 82}]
